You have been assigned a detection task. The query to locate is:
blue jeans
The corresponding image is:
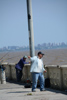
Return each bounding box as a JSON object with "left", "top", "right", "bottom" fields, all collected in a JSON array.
[{"left": 32, "top": 72, "right": 45, "bottom": 91}]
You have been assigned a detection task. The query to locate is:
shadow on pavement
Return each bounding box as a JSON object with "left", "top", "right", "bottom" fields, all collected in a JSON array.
[
  {"left": 7, "top": 91, "right": 30, "bottom": 94},
  {"left": 6, "top": 80, "right": 25, "bottom": 85},
  {"left": 5, "top": 80, "right": 67, "bottom": 95},
  {"left": 46, "top": 88, "right": 67, "bottom": 95}
]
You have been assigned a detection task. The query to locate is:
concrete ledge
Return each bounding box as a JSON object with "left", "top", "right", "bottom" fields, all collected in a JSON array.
[{"left": 0, "top": 63, "right": 67, "bottom": 90}]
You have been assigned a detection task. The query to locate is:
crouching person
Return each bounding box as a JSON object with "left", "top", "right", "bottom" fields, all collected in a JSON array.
[
  {"left": 15, "top": 56, "right": 29, "bottom": 82},
  {"left": 28, "top": 52, "right": 47, "bottom": 92}
]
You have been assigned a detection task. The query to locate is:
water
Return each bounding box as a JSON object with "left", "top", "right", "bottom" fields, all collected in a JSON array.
[{"left": 0, "top": 49, "right": 67, "bottom": 65}]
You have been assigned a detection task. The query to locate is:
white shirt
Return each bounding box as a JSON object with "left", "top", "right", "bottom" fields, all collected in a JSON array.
[
  {"left": 38, "top": 58, "right": 43, "bottom": 72},
  {"left": 30, "top": 56, "right": 45, "bottom": 73}
]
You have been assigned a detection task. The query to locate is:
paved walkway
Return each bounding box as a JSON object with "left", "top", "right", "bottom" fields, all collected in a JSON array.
[{"left": 0, "top": 82, "right": 67, "bottom": 100}]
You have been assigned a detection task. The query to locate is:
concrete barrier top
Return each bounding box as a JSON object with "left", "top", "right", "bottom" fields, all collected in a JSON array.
[
  {"left": 1, "top": 63, "right": 30, "bottom": 66},
  {"left": 45, "top": 65, "right": 58, "bottom": 68},
  {"left": 59, "top": 65, "right": 67, "bottom": 68},
  {"left": 1, "top": 63, "right": 67, "bottom": 69},
  {"left": 45, "top": 65, "right": 67, "bottom": 69}
]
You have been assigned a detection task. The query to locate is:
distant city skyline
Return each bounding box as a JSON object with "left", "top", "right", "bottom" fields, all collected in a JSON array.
[
  {"left": 0, "top": 0, "right": 67, "bottom": 48},
  {"left": 0, "top": 41, "right": 67, "bottom": 47},
  {"left": 0, "top": 42, "right": 67, "bottom": 52}
]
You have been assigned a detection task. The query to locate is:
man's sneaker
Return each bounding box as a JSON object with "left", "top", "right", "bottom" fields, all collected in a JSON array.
[
  {"left": 32, "top": 89, "right": 36, "bottom": 92},
  {"left": 40, "top": 88, "right": 46, "bottom": 91}
]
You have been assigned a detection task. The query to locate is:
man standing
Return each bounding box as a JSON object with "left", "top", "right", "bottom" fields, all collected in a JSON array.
[
  {"left": 28, "top": 51, "right": 47, "bottom": 92},
  {"left": 15, "top": 56, "right": 29, "bottom": 82}
]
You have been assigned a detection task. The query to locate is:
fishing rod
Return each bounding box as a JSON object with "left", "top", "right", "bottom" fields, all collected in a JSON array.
[
  {"left": 0, "top": 54, "right": 23, "bottom": 63},
  {"left": 0, "top": 52, "right": 28, "bottom": 64},
  {"left": 4, "top": 55, "right": 21, "bottom": 60},
  {"left": 0, "top": 52, "right": 9, "bottom": 61}
]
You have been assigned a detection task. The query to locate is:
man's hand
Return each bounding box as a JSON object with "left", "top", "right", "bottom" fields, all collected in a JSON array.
[
  {"left": 44, "top": 70, "right": 47, "bottom": 73},
  {"left": 28, "top": 56, "right": 31, "bottom": 59}
]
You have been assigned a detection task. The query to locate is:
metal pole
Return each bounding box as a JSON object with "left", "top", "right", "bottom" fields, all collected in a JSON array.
[{"left": 26, "top": 0, "right": 35, "bottom": 57}]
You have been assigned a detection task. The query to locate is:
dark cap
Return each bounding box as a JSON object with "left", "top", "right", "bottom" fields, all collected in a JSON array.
[{"left": 38, "top": 51, "right": 44, "bottom": 55}]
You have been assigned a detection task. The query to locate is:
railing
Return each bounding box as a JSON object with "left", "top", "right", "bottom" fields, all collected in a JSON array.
[{"left": 0, "top": 63, "right": 67, "bottom": 90}]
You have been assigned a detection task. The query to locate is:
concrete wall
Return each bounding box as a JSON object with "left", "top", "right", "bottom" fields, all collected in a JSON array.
[{"left": 0, "top": 63, "right": 67, "bottom": 90}]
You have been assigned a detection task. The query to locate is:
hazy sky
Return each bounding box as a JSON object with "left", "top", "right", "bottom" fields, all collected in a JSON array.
[{"left": 0, "top": 0, "right": 67, "bottom": 48}]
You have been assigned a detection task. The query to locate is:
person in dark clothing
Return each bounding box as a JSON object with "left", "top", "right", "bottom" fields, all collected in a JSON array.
[{"left": 15, "top": 56, "right": 29, "bottom": 82}]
